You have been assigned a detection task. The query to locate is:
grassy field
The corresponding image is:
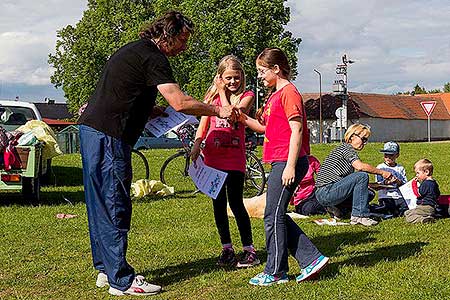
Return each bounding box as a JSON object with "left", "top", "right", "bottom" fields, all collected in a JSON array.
[{"left": 1, "top": 142, "right": 450, "bottom": 299}]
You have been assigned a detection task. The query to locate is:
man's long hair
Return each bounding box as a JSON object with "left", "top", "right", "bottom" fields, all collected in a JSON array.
[{"left": 139, "top": 10, "right": 194, "bottom": 46}]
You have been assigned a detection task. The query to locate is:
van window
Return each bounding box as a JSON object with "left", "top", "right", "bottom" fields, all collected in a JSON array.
[{"left": 0, "top": 106, "right": 36, "bottom": 131}]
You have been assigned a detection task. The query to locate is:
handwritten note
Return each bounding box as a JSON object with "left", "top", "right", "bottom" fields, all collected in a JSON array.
[
  {"left": 188, "top": 158, "right": 227, "bottom": 199},
  {"left": 145, "top": 106, "right": 198, "bottom": 137}
]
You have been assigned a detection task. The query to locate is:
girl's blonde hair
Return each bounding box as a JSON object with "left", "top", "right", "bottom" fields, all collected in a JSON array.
[
  {"left": 414, "top": 158, "right": 434, "bottom": 175},
  {"left": 204, "top": 55, "right": 246, "bottom": 105},
  {"left": 344, "top": 123, "right": 371, "bottom": 143}
]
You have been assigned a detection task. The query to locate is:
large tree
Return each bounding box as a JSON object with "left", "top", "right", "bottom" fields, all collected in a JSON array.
[{"left": 48, "top": 0, "right": 300, "bottom": 115}]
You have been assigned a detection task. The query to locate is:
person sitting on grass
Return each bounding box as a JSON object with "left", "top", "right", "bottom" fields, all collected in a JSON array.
[
  {"left": 290, "top": 154, "right": 326, "bottom": 216},
  {"left": 373, "top": 141, "right": 408, "bottom": 217},
  {"left": 405, "top": 159, "right": 440, "bottom": 224},
  {"left": 315, "top": 124, "right": 396, "bottom": 226}
]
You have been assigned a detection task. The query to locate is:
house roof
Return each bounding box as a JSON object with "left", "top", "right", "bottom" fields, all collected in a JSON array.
[
  {"left": 418, "top": 93, "right": 450, "bottom": 114},
  {"left": 42, "top": 118, "right": 77, "bottom": 126},
  {"left": 303, "top": 92, "right": 450, "bottom": 120},
  {"left": 34, "top": 102, "right": 73, "bottom": 120}
]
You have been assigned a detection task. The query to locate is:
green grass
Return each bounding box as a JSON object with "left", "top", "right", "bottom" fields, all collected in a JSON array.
[{"left": 1, "top": 142, "right": 450, "bottom": 299}]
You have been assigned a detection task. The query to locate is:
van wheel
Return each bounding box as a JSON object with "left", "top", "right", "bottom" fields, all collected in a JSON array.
[{"left": 22, "top": 177, "right": 40, "bottom": 203}]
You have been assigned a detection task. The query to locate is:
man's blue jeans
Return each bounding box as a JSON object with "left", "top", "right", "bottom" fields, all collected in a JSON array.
[
  {"left": 315, "top": 172, "right": 370, "bottom": 217},
  {"left": 79, "top": 125, "right": 135, "bottom": 291}
]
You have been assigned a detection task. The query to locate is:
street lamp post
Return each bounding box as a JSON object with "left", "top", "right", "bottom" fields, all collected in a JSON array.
[{"left": 314, "top": 69, "right": 323, "bottom": 143}]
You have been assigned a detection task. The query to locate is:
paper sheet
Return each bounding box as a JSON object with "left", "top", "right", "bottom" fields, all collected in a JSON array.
[
  {"left": 399, "top": 180, "right": 419, "bottom": 209},
  {"left": 188, "top": 158, "right": 227, "bottom": 199},
  {"left": 145, "top": 106, "right": 198, "bottom": 137}
]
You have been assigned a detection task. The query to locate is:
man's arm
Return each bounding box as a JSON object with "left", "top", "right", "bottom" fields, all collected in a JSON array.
[{"left": 157, "top": 83, "right": 236, "bottom": 119}]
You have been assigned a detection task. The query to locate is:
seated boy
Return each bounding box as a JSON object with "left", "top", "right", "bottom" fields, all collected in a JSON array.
[
  {"left": 405, "top": 159, "right": 440, "bottom": 224},
  {"left": 374, "top": 141, "right": 408, "bottom": 216}
]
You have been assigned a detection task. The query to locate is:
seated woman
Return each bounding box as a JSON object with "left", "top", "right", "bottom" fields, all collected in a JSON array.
[{"left": 315, "top": 124, "right": 395, "bottom": 226}]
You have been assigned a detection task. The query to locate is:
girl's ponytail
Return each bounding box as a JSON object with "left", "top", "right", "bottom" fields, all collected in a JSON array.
[{"left": 255, "top": 88, "right": 273, "bottom": 124}]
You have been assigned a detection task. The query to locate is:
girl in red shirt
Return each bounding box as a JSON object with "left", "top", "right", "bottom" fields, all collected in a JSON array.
[
  {"left": 244, "top": 48, "right": 328, "bottom": 286},
  {"left": 190, "top": 55, "right": 260, "bottom": 268}
]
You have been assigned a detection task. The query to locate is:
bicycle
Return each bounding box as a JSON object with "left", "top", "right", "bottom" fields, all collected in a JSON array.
[
  {"left": 243, "top": 135, "right": 266, "bottom": 198},
  {"left": 131, "top": 149, "right": 150, "bottom": 182},
  {"left": 159, "top": 124, "right": 266, "bottom": 197},
  {"left": 159, "top": 123, "right": 198, "bottom": 195}
]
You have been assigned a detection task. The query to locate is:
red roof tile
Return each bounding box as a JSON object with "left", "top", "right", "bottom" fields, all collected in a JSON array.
[
  {"left": 304, "top": 92, "right": 450, "bottom": 120},
  {"left": 418, "top": 93, "right": 450, "bottom": 114},
  {"left": 42, "top": 118, "right": 77, "bottom": 125}
]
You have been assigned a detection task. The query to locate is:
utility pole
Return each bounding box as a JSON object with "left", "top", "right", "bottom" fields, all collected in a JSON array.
[
  {"left": 314, "top": 69, "right": 323, "bottom": 143},
  {"left": 333, "top": 54, "right": 354, "bottom": 141}
]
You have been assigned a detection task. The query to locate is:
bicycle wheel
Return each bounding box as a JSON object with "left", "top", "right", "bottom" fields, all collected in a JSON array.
[
  {"left": 131, "top": 149, "right": 150, "bottom": 182},
  {"left": 160, "top": 151, "right": 197, "bottom": 195},
  {"left": 244, "top": 151, "right": 266, "bottom": 197}
]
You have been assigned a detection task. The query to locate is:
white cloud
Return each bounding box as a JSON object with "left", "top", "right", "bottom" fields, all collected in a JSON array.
[
  {"left": 286, "top": 0, "right": 450, "bottom": 93},
  {"left": 0, "top": 1, "right": 450, "bottom": 100},
  {"left": 0, "top": 1, "right": 86, "bottom": 98}
]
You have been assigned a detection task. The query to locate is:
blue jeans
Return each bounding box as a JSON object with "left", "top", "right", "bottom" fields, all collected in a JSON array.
[
  {"left": 315, "top": 172, "right": 370, "bottom": 217},
  {"left": 79, "top": 125, "right": 135, "bottom": 291},
  {"left": 263, "top": 157, "right": 322, "bottom": 275}
]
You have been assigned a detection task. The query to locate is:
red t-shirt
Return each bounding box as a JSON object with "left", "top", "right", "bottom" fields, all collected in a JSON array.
[
  {"left": 202, "top": 90, "right": 254, "bottom": 173},
  {"left": 262, "top": 83, "right": 309, "bottom": 163}
]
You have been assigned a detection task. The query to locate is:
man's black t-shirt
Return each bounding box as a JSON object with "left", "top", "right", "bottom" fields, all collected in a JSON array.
[{"left": 79, "top": 38, "right": 176, "bottom": 145}]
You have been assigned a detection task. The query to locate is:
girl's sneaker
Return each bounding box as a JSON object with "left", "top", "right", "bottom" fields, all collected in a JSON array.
[
  {"left": 237, "top": 250, "right": 260, "bottom": 268},
  {"left": 296, "top": 255, "right": 329, "bottom": 283},
  {"left": 217, "top": 248, "right": 237, "bottom": 267},
  {"left": 249, "top": 272, "right": 289, "bottom": 286}
]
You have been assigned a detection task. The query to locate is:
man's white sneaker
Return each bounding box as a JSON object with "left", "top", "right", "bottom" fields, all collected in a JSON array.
[
  {"left": 108, "top": 275, "right": 161, "bottom": 296},
  {"left": 96, "top": 272, "right": 109, "bottom": 288},
  {"left": 350, "top": 216, "right": 378, "bottom": 226}
]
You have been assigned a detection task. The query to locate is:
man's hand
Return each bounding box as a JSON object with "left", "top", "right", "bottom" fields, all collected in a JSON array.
[
  {"left": 190, "top": 139, "right": 202, "bottom": 162},
  {"left": 149, "top": 105, "right": 168, "bottom": 119},
  {"left": 218, "top": 105, "right": 240, "bottom": 122},
  {"left": 238, "top": 110, "right": 248, "bottom": 123}
]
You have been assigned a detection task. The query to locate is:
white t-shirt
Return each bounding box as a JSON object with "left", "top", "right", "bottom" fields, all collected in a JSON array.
[{"left": 375, "top": 162, "right": 407, "bottom": 199}]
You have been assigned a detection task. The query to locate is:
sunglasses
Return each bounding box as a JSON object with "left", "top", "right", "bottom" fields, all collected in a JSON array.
[{"left": 354, "top": 133, "right": 368, "bottom": 144}]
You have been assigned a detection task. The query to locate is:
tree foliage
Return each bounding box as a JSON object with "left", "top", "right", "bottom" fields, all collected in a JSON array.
[
  {"left": 413, "top": 84, "right": 427, "bottom": 95},
  {"left": 398, "top": 82, "right": 449, "bottom": 95},
  {"left": 444, "top": 82, "right": 450, "bottom": 93},
  {"left": 49, "top": 0, "right": 301, "bottom": 115}
]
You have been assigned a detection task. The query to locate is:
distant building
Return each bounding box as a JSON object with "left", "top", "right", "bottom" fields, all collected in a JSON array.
[
  {"left": 303, "top": 92, "right": 450, "bottom": 143},
  {"left": 33, "top": 102, "right": 77, "bottom": 132}
]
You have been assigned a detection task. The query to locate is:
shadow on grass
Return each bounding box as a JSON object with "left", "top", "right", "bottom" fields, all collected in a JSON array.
[
  {"left": 319, "top": 241, "right": 428, "bottom": 280},
  {"left": 340, "top": 241, "right": 428, "bottom": 267},
  {"left": 0, "top": 190, "right": 86, "bottom": 207},
  {"left": 145, "top": 250, "right": 267, "bottom": 286},
  {"left": 136, "top": 192, "right": 199, "bottom": 203},
  {"left": 311, "top": 230, "right": 378, "bottom": 257},
  {"left": 51, "top": 166, "right": 84, "bottom": 187}
]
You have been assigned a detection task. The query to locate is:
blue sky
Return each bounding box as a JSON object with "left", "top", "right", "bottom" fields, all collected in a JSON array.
[{"left": 0, "top": 0, "right": 449, "bottom": 102}]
